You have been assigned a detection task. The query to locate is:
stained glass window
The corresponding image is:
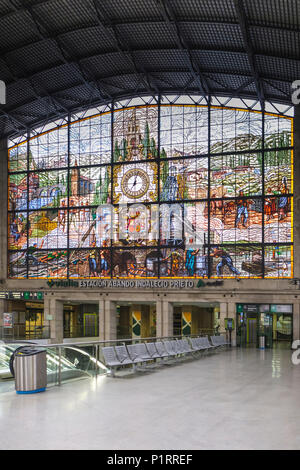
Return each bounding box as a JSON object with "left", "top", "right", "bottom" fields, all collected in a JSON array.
[{"left": 8, "top": 100, "right": 293, "bottom": 279}]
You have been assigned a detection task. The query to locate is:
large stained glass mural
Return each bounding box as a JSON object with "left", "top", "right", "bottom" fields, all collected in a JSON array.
[{"left": 8, "top": 98, "right": 293, "bottom": 279}]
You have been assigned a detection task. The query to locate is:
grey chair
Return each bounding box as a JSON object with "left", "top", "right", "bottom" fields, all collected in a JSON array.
[
  {"left": 163, "top": 340, "right": 178, "bottom": 358},
  {"left": 181, "top": 338, "right": 194, "bottom": 354},
  {"left": 155, "top": 341, "right": 172, "bottom": 360},
  {"left": 170, "top": 340, "right": 181, "bottom": 354},
  {"left": 194, "top": 337, "right": 208, "bottom": 351},
  {"left": 198, "top": 336, "right": 215, "bottom": 351},
  {"left": 210, "top": 335, "right": 228, "bottom": 348},
  {"left": 127, "top": 343, "right": 153, "bottom": 364},
  {"left": 190, "top": 337, "right": 202, "bottom": 352},
  {"left": 145, "top": 342, "right": 161, "bottom": 359},
  {"left": 169, "top": 340, "right": 186, "bottom": 360},
  {"left": 102, "top": 346, "right": 132, "bottom": 376},
  {"left": 115, "top": 345, "right": 137, "bottom": 364},
  {"left": 174, "top": 339, "right": 193, "bottom": 360},
  {"left": 220, "top": 335, "right": 230, "bottom": 347},
  {"left": 175, "top": 340, "right": 186, "bottom": 354}
]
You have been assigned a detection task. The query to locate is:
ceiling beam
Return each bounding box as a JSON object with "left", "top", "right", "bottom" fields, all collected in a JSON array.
[
  {"left": 156, "top": 0, "right": 210, "bottom": 98},
  {"left": 234, "top": 0, "right": 265, "bottom": 107},
  {"left": 91, "top": 0, "right": 159, "bottom": 96},
  {"left": 16, "top": 0, "right": 112, "bottom": 103}
]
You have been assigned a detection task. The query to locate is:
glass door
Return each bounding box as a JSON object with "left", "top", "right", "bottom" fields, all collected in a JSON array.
[
  {"left": 274, "top": 314, "right": 292, "bottom": 342},
  {"left": 25, "top": 309, "right": 43, "bottom": 339},
  {"left": 258, "top": 313, "right": 273, "bottom": 348}
]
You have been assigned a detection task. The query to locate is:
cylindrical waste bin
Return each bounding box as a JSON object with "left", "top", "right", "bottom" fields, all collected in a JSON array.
[
  {"left": 259, "top": 336, "right": 265, "bottom": 350},
  {"left": 13, "top": 347, "right": 47, "bottom": 394}
]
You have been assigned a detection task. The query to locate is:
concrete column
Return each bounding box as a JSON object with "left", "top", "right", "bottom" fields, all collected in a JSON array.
[
  {"left": 0, "top": 299, "right": 8, "bottom": 333},
  {"left": 227, "top": 302, "right": 237, "bottom": 346},
  {"left": 162, "top": 301, "right": 173, "bottom": 337},
  {"left": 293, "top": 302, "right": 300, "bottom": 341},
  {"left": 219, "top": 302, "right": 227, "bottom": 333},
  {"left": 294, "top": 105, "right": 300, "bottom": 278},
  {"left": 45, "top": 297, "right": 64, "bottom": 344},
  {"left": 104, "top": 300, "right": 117, "bottom": 340},
  {"left": 98, "top": 299, "right": 105, "bottom": 341},
  {"left": 156, "top": 300, "right": 163, "bottom": 338},
  {"left": 0, "top": 139, "right": 7, "bottom": 281}
]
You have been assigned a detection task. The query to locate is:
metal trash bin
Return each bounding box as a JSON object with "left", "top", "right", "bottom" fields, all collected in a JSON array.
[
  {"left": 259, "top": 336, "right": 265, "bottom": 350},
  {"left": 13, "top": 347, "right": 47, "bottom": 394}
]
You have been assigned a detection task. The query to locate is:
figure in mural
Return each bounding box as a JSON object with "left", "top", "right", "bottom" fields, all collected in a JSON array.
[
  {"left": 210, "top": 247, "right": 241, "bottom": 276},
  {"left": 99, "top": 250, "right": 109, "bottom": 275},
  {"left": 11, "top": 217, "right": 22, "bottom": 243},
  {"left": 235, "top": 190, "right": 250, "bottom": 228},
  {"left": 278, "top": 178, "right": 289, "bottom": 220},
  {"left": 265, "top": 187, "right": 276, "bottom": 221},
  {"left": 185, "top": 241, "right": 200, "bottom": 277},
  {"left": 88, "top": 242, "right": 98, "bottom": 277},
  {"left": 163, "top": 250, "right": 182, "bottom": 276}
]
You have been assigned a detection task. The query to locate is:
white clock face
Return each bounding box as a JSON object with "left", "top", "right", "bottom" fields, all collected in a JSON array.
[{"left": 121, "top": 168, "right": 150, "bottom": 199}]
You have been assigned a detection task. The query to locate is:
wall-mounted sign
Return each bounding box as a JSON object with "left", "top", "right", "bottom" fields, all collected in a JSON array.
[
  {"left": 46, "top": 278, "right": 224, "bottom": 289},
  {"left": 270, "top": 304, "right": 293, "bottom": 313},
  {"left": 79, "top": 279, "right": 195, "bottom": 289},
  {"left": 0, "top": 292, "right": 44, "bottom": 300},
  {"left": 3, "top": 312, "right": 13, "bottom": 328}
]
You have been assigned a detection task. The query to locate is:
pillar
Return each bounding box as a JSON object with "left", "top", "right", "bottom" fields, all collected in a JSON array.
[
  {"left": 0, "top": 139, "right": 7, "bottom": 281},
  {"left": 219, "top": 302, "right": 227, "bottom": 333},
  {"left": 292, "top": 105, "right": 300, "bottom": 339},
  {"left": 294, "top": 105, "right": 300, "bottom": 278},
  {"left": 156, "top": 300, "right": 163, "bottom": 338},
  {"left": 227, "top": 302, "right": 237, "bottom": 346},
  {"left": 0, "top": 299, "right": 8, "bottom": 335},
  {"left": 162, "top": 301, "right": 173, "bottom": 337},
  {"left": 293, "top": 302, "right": 300, "bottom": 341},
  {"left": 98, "top": 299, "right": 105, "bottom": 341},
  {"left": 45, "top": 297, "right": 64, "bottom": 344},
  {"left": 104, "top": 300, "right": 117, "bottom": 340}
]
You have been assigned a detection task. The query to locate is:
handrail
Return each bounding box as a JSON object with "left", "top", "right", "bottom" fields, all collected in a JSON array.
[{"left": 22, "top": 332, "right": 226, "bottom": 349}]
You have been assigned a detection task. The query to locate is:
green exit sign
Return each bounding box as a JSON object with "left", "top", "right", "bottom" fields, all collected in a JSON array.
[{"left": 22, "top": 291, "right": 44, "bottom": 300}]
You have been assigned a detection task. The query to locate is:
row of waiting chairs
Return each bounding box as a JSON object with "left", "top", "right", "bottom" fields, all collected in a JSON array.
[{"left": 101, "top": 335, "right": 229, "bottom": 376}]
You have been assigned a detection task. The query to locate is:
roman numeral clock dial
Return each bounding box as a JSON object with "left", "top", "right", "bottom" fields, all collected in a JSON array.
[{"left": 121, "top": 168, "right": 150, "bottom": 199}]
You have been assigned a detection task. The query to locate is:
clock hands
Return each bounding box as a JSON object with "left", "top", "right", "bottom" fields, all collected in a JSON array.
[{"left": 130, "top": 176, "right": 138, "bottom": 190}]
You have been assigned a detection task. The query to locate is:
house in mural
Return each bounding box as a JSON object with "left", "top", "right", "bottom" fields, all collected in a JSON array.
[{"left": 70, "top": 161, "right": 95, "bottom": 197}]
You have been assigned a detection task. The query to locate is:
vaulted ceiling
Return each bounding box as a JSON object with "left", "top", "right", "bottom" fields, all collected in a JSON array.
[{"left": 0, "top": 0, "right": 299, "bottom": 139}]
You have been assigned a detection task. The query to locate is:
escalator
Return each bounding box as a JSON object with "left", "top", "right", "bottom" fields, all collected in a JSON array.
[{"left": 0, "top": 342, "right": 106, "bottom": 388}]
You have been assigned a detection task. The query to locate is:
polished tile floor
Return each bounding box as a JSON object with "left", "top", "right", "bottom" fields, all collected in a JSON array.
[{"left": 0, "top": 347, "right": 299, "bottom": 450}]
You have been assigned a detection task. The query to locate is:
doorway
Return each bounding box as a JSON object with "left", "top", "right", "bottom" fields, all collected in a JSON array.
[
  {"left": 236, "top": 304, "right": 293, "bottom": 348},
  {"left": 63, "top": 302, "right": 99, "bottom": 338},
  {"left": 173, "top": 303, "right": 218, "bottom": 336},
  {"left": 116, "top": 303, "right": 156, "bottom": 340}
]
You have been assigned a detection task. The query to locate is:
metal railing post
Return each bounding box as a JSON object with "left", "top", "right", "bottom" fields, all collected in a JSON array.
[
  {"left": 96, "top": 344, "right": 99, "bottom": 377},
  {"left": 58, "top": 346, "right": 62, "bottom": 386}
]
